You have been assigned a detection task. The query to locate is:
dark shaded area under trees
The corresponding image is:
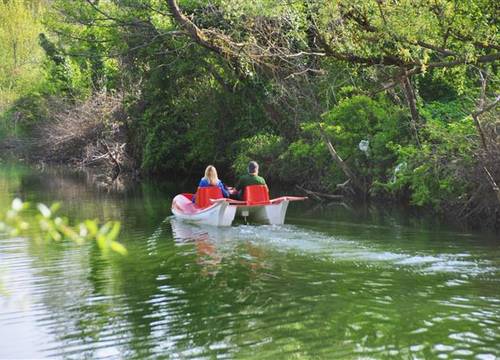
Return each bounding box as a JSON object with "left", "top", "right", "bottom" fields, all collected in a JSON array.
[{"left": 0, "top": 0, "right": 498, "bottom": 229}]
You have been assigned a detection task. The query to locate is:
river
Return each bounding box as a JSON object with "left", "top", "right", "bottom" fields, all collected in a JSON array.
[{"left": 0, "top": 163, "right": 499, "bottom": 359}]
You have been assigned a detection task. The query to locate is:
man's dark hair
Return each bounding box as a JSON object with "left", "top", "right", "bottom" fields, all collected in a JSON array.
[{"left": 248, "top": 161, "right": 259, "bottom": 174}]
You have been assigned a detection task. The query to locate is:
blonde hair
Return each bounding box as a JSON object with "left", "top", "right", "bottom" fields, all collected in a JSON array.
[{"left": 204, "top": 165, "right": 219, "bottom": 186}]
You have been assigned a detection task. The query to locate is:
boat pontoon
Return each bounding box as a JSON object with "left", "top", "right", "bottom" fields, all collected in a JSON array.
[{"left": 171, "top": 185, "right": 306, "bottom": 226}]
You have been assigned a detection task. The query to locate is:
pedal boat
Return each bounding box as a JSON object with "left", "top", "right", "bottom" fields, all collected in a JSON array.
[{"left": 171, "top": 185, "right": 306, "bottom": 226}]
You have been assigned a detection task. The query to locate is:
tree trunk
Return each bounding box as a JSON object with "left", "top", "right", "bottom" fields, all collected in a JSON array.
[
  {"left": 318, "top": 125, "right": 364, "bottom": 194},
  {"left": 472, "top": 70, "right": 499, "bottom": 153},
  {"left": 472, "top": 113, "right": 489, "bottom": 152},
  {"left": 473, "top": 70, "right": 500, "bottom": 206},
  {"left": 401, "top": 75, "right": 421, "bottom": 147},
  {"left": 484, "top": 167, "right": 500, "bottom": 204}
]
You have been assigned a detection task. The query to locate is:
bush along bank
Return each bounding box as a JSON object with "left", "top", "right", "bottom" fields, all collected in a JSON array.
[
  {"left": 232, "top": 96, "right": 499, "bottom": 230},
  {"left": 3, "top": 90, "right": 499, "bottom": 229}
]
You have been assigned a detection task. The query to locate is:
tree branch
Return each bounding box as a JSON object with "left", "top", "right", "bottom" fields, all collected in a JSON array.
[
  {"left": 318, "top": 124, "right": 364, "bottom": 193},
  {"left": 165, "top": 0, "right": 234, "bottom": 60}
]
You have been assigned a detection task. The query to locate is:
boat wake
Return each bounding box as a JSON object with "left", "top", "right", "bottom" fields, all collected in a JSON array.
[{"left": 169, "top": 218, "right": 497, "bottom": 276}]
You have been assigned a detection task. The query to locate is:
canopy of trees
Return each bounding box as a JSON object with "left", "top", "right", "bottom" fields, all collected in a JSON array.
[{"left": 0, "top": 0, "right": 498, "bottom": 227}]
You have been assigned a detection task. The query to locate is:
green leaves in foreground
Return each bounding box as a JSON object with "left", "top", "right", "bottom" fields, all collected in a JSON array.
[{"left": 0, "top": 198, "right": 127, "bottom": 256}]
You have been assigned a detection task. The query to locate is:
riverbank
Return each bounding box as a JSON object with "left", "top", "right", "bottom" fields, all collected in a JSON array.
[{"left": 0, "top": 154, "right": 498, "bottom": 233}]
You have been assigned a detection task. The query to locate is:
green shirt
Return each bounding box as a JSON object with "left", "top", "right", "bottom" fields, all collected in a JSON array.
[{"left": 235, "top": 174, "right": 266, "bottom": 191}]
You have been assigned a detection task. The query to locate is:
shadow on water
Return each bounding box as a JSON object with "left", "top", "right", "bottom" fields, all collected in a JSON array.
[{"left": 1, "top": 162, "right": 499, "bottom": 359}]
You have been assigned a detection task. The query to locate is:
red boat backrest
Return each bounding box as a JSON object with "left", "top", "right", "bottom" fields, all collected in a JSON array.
[
  {"left": 243, "top": 185, "right": 270, "bottom": 205},
  {"left": 195, "top": 186, "right": 223, "bottom": 208}
]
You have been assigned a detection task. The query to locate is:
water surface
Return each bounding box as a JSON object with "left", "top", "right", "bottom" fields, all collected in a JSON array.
[{"left": 0, "top": 163, "right": 499, "bottom": 359}]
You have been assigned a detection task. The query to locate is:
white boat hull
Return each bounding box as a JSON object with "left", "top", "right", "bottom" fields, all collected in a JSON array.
[
  {"left": 171, "top": 195, "right": 237, "bottom": 226},
  {"left": 172, "top": 195, "right": 295, "bottom": 226},
  {"left": 235, "top": 201, "right": 290, "bottom": 225}
]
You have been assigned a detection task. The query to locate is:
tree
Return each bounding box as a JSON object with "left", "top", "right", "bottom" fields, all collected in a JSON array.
[{"left": 0, "top": 0, "right": 44, "bottom": 108}]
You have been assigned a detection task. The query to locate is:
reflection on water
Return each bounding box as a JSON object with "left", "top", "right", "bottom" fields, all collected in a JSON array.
[{"left": 0, "top": 163, "right": 499, "bottom": 359}]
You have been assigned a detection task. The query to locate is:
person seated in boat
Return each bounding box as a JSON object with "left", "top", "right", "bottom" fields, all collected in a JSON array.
[
  {"left": 234, "top": 161, "right": 266, "bottom": 199},
  {"left": 196, "top": 165, "right": 230, "bottom": 199}
]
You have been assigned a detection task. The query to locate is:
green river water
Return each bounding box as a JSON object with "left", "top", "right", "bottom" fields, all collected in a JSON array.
[{"left": 0, "top": 163, "right": 499, "bottom": 359}]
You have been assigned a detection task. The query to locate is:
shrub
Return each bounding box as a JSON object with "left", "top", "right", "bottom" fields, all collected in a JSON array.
[
  {"left": 420, "top": 99, "right": 474, "bottom": 124},
  {"left": 231, "top": 133, "right": 286, "bottom": 180},
  {"left": 321, "top": 95, "right": 410, "bottom": 179},
  {"left": 387, "top": 117, "right": 477, "bottom": 208},
  {"left": 0, "top": 93, "right": 51, "bottom": 136},
  {"left": 278, "top": 95, "right": 410, "bottom": 192},
  {"left": 278, "top": 138, "right": 338, "bottom": 190}
]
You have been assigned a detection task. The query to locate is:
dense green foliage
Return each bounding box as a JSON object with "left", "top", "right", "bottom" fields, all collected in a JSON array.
[
  {"left": 0, "top": 0, "right": 44, "bottom": 137},
  {"left": 0, "top": 0, "right": 498, "bottom": 225},
  {"left": 390, "top": 113, "right": 478, "bottom": 206},
  {"left": 0, "top": 1, "right": 44, "bottom": 106}
]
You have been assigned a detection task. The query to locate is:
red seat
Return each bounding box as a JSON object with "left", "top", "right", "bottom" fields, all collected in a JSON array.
[
  {"left": 243, "top": 185, "right": 270, "bottom": 205},
  {"left": 195, "top": 186, "right": 223, "bottom": 208}
]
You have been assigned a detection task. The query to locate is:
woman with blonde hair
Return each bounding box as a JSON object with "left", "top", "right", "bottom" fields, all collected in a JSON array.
[{"left": 198, "top": 165, "right": 230, "bottom": 198}]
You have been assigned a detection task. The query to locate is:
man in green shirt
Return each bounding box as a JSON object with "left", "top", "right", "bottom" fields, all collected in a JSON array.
[{"left": 235, "top": 161, "right": 266, "bottom": 199}]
